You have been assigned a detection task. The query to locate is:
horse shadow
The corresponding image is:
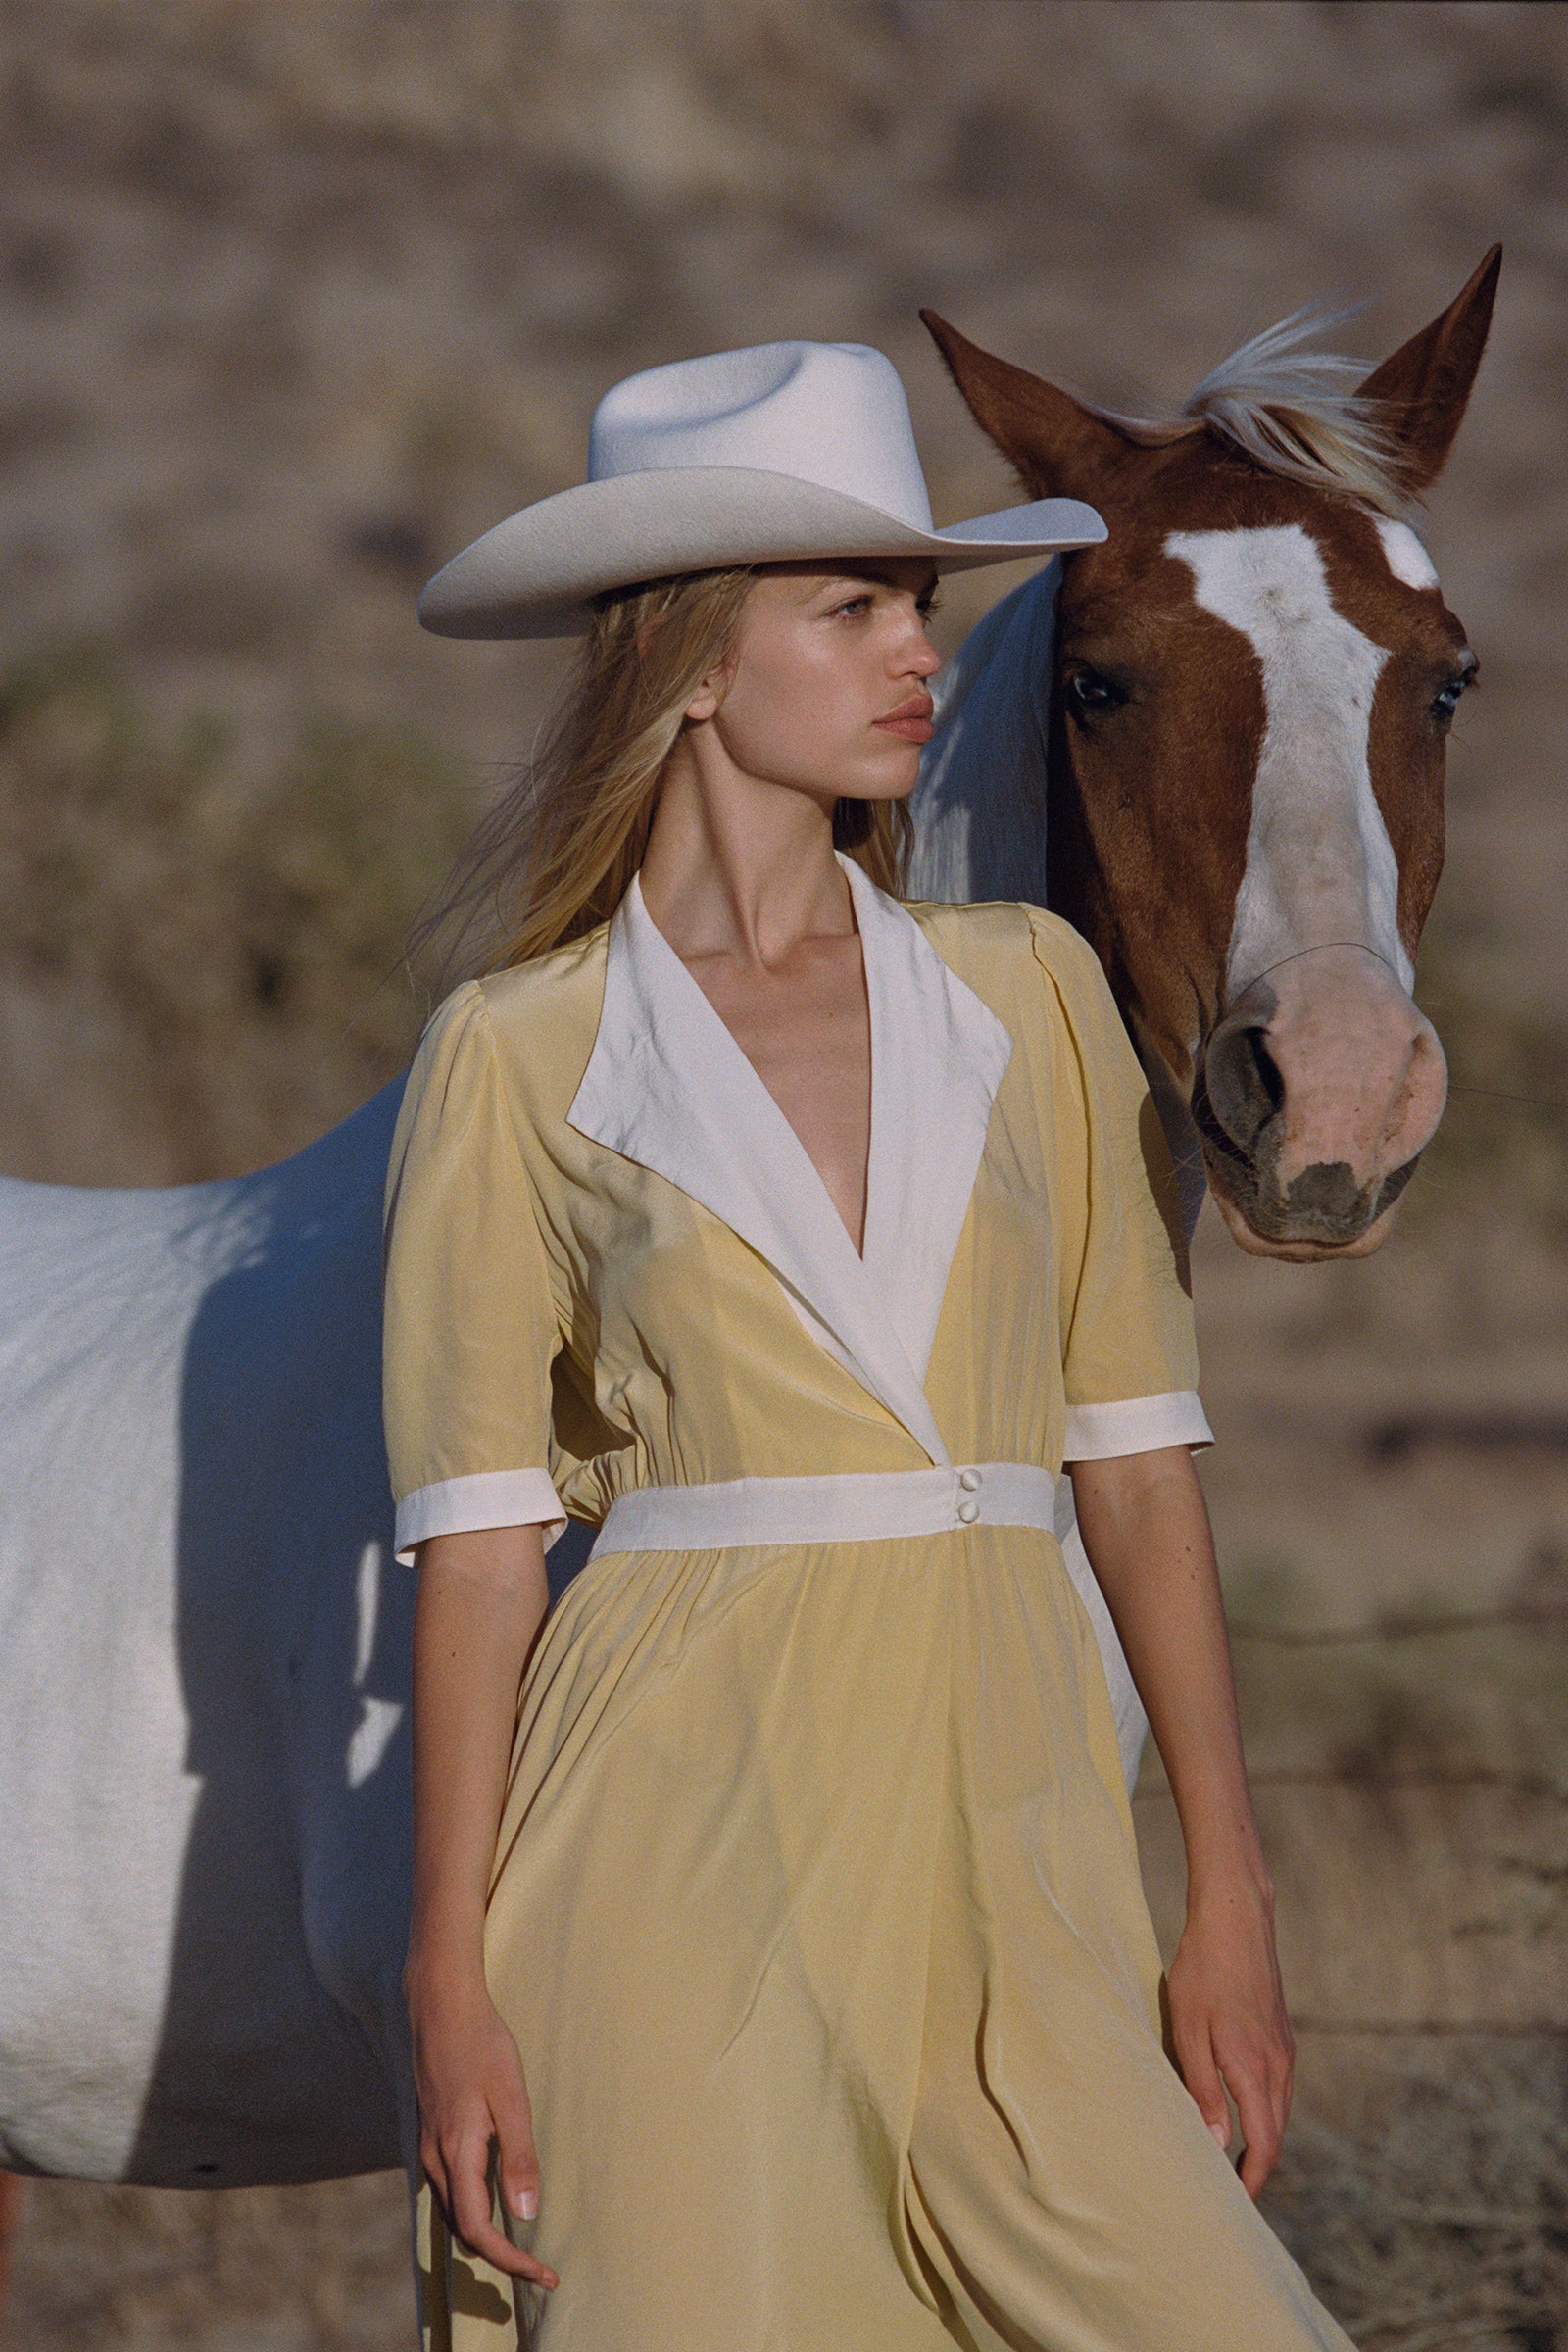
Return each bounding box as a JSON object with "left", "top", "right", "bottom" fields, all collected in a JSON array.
[{"left": 126, "top": 1082, "right": 592, "bottom": 2187}]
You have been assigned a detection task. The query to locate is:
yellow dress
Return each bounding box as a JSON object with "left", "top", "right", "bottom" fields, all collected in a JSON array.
[{"left": 382, "top": 862, "right": 1355, "bottom": 2352}]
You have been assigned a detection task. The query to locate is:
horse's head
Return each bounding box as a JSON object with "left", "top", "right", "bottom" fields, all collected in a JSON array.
[{"left": 923, "top": 251, "right": 1499, "bottom": 1260}]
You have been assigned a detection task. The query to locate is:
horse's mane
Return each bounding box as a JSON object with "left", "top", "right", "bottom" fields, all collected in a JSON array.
[{"left": 1096, "top": 306, "right": 1410, "bottom": 518}]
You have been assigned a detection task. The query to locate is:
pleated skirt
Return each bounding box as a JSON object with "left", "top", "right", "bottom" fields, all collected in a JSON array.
[{"left": 416, "top": 1525, "right": 1354, "bottom": 2352}]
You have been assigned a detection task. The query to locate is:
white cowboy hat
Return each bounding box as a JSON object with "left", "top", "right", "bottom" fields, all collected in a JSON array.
[{"left": 416, "top": 339, "right": 1105, "bottom": 639}]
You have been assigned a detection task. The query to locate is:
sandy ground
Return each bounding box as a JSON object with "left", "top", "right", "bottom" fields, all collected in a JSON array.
[{"left": 1, "top": 4, "right": 1565, "bottom": 2345}]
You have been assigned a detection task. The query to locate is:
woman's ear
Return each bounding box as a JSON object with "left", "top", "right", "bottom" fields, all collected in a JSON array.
[
  {"left": 683, "top": 647, "right": 734, "bottom": 724},
  {"left": 636, "top": 607, "right": 726, "bottom": 722}
]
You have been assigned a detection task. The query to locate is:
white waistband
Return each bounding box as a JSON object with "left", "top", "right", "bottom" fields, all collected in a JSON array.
[
  {"left": 585, "top": 1460, "right": 1150, "bottom": 1800},
  {"left": 587, "top": 1462, "right": 1070, "bottom": 1559}
]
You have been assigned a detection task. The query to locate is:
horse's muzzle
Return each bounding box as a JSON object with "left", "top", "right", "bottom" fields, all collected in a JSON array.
[{"left": 1192, "top": 958, "right": 1447, "bottom": 1253}]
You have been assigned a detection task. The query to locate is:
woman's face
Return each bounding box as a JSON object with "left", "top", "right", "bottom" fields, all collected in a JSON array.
[{"left": 691, "top": 559, "right": 942, "bottom": 808}]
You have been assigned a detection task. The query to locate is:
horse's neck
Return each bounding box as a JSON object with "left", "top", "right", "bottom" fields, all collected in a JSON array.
[{"left": 907, "top": 559, "right": 1058, "bottom": 908}]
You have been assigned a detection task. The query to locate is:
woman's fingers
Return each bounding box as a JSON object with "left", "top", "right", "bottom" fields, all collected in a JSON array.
[
  {"left": 1171, "top": 2016, "right": 1233, "bottom": 2152},
  {"left": 419, "top": 2135, "right": 451, "bottom": 2228},
  {"left": 443, "top": 2122, "right": 559, "bottom": 2285},
  {"left": 409, "top": 1986, "right": 559, "bottom": 2289},
  {"left": 1221, "top": 2047, "right": 1278, "bottom": 2197},
  {"left": 1178, "top": 2016, "right": 1291, "bottom": 2196},
  {"left": 1228, "top": 2028, "right": 1294, "bottom": 2198},
  {"left": 1210, "top": 2008, "right": 1294, "bottom": 2197},
  {"left": 1168, "top": 1881, "right": 1297, "bottom": 2196},
  {"left": 493, "top": 2065, "right": 543, "bottom": 2228}
]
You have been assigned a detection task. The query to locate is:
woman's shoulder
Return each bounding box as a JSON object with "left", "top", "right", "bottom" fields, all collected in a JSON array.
[
  {"left": 905, "top": 894, "right": 1107, "bottom": 1011},
  {"left": 411, "top": 926, "right": 610, "bottom": 1102},
  {"left": 471, "top": 923, "right": 610, "bottom": 1026}
]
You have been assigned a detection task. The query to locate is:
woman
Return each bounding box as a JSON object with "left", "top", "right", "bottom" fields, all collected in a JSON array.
[{"left": 384, "top": 340, "right": 1354, "bottom": 2350}]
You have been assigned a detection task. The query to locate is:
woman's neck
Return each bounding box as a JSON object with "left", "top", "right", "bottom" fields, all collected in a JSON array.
[{"left": 639, "top": 736, "right": 854, "bottom": 970}]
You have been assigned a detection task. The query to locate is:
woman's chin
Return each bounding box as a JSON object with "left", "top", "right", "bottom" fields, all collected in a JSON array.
[{"left": 842, "top": 757, "right": 923, "bottom": 805}]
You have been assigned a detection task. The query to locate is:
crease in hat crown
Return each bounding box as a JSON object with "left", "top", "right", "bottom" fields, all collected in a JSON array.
[
  {"left": 587, "top": 342, "right": 938, "bottom": 533},
  {"left": 417, "top": 336, "right": 1107, "bottom": 639}
]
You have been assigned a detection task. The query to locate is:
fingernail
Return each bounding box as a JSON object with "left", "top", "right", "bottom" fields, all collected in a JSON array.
[
  {"left": 514, "top": 2188, "right": 538, "bottom": 2221},
  {"left": 1209, "top": 2121, "right": 1230, "bottom": 2146}
]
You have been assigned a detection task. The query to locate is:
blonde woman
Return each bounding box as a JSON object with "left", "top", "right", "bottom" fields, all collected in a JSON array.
[{"left": 384, "top": 342, "right": 1354, "bottom": 2351}]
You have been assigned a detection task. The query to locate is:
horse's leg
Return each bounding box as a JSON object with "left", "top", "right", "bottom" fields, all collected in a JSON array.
[{"left": 0, "top": 2171, "right": 23, "bottom": 2325}]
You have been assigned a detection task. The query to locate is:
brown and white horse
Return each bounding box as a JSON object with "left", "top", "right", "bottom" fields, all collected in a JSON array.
[{"left": 912, "top": 248, "right": 1499, "bottom": 1258}]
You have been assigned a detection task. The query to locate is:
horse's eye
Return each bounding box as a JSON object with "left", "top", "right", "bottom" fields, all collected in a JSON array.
[
  {"left": 1065, "top": 667, "right": 1122, "bottom": 721},
  {"left": 1430, "top": 674, "right": 1471, "bottom": 725}
]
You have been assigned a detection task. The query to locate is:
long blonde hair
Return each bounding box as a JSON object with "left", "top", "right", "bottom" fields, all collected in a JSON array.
[{"left": 415, "top": 565, "right": 912, "bottom": 980}]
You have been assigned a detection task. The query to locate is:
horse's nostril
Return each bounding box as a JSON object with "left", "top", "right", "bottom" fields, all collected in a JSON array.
[
  {"left": 1202, "top": 1021, "right": 1284, "bottom": 1154},
  {"left": 1283, "top": 1159, "right": 1364, "bottom": 1227}
]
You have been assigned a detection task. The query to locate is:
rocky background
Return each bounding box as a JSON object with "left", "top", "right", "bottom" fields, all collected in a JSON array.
[{"left": 1, "top": 3, "right": 1565, "bottom": 2346}]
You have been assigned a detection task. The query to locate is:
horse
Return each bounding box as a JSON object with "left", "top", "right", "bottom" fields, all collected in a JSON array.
[
  {"left": 0, "top": 253, "right": 1497, "bottom": 2204},
  {"left": 912, "top": 247, "right": 1498, "bottom": 1258}
]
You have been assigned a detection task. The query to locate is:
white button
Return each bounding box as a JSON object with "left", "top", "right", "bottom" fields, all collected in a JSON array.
[
  {"left": 956, "top": 1497, "right": 980, "bottom": 1524},
  {"left": 958, "top": 1468, "right": 981, "bottom": 1492}
]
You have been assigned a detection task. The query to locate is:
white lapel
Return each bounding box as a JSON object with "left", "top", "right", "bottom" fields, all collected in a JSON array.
[
  {"left": 567, "top": 860, "right": 1011, "bottom": 1467},
  {"left": 844, "top": 858, "right": 1012, "bottom": 1384}
]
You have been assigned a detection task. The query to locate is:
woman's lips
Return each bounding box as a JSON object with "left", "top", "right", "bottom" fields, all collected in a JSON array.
[{"left": 873, "top": 696, "right": 935, "bottom": 743}]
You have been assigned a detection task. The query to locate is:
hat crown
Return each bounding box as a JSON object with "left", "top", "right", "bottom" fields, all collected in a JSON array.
[{"left": 587, "top": 341, "right": 936, "bottom": 534}]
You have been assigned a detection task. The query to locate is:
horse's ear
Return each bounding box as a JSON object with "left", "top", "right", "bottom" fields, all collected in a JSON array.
[
  {"left": 920, "top": 309, "right": 1136, "bottom": 499},
  {"left": 1357, "top": 245, "right": 1501, "bottom": 494}
]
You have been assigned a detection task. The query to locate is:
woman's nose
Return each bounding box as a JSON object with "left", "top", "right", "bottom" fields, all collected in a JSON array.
[{"left": 904, "top": 625, "right": 942, "bottom": 677}]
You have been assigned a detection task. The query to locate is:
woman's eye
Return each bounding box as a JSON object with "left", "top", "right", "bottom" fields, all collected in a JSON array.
[
  {"left": 1064, "top": 668, "right": 1122, "bottom": 719},
  {"left": 833, "top": 596, "right": 872, "bottom": 617}
]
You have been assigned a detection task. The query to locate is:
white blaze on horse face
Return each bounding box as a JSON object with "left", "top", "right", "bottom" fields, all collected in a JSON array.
[{"left": 1164, "top": 523, "right": 1412, "bottom": 999}]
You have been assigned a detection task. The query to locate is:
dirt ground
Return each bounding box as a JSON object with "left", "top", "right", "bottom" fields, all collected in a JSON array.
[{"left": 1, "top": 4, "right": 1565, "bottom": 2347}]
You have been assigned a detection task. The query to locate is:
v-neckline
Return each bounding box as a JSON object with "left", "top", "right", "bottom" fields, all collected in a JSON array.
[
  {"left": 637, "top": 867, "right": 874, "bottom": 1263},
  {"left": 566, "top": 857, "right": 1014, "bottom": 1466}
]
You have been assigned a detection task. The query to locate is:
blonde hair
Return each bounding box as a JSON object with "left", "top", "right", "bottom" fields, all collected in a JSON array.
[{"left": 416, "top": 566, "right": 913, "bottom": 981}]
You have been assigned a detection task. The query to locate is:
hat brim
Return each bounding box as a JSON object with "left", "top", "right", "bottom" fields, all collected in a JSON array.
[{"left": 416, "top": 467, "right": 1106, "bottom": 640}]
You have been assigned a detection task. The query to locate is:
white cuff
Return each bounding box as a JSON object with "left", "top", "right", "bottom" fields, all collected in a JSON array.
[
  {"left": 394, "top": 1468, "right": 566, "bottom": 1564},
  {"left": 1061, "top": 1390, "right": 1213, "bottom": 1461}
]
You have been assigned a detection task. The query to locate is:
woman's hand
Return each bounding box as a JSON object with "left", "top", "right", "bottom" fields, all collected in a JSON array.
[
  {"left": 407, "top": 1526, "right": 556, "bottom": 2286},
  {"left": 1068, "top": 1451, "right": 1296, "bottom": 2198},
  {"left": 408, "top": 1962, "right": 559, "bottom": 2289},
  {"left": 1165, "top": 1865, "right": 1294, "bottom": 2198}
]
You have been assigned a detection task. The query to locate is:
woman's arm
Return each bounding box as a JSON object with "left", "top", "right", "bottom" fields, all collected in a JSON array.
[
  {"left": 1068, "top": 1446, "right": 1293, "bottom": 2198},
  {"left": 406, "top": 1524, "right": 560, "bottom": 2290}
]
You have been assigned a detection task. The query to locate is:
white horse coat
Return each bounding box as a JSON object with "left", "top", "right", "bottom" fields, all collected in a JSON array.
[
  {"left": 1, "top": 565, "right": 1123, "bottom": 2188},
  {"left": 0, "top": 1087, "right": 416, "bottom": 2181}
]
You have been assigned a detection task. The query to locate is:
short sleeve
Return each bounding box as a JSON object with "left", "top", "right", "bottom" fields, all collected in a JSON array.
[
  {"left": 382, "top": 982, "right": 565, "bottom": 1562},
  {"left": 1029, "top": 916, "right": 1213, "bottom": 1462}
]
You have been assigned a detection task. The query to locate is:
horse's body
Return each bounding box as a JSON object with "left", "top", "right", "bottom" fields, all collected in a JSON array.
[
  {"left": 0, "top": 1088, "right": 415, "bottom": 2182},
  {"left": 0, "top": 258, "right": 1497, "bottom": 2190}
]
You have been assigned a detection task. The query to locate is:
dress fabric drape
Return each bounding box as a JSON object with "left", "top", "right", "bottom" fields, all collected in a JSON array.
[{"left": 382, "top": 870, "right": 1354, "bottom": 2352}]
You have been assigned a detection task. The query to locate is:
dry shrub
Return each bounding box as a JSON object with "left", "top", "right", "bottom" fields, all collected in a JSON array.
[
  {"left": 0, "top": 653, "right": 476, "bottom": 1183},
  {"left": 1263, "top": 2044, "right": 1568, "bottom": 2352}
]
